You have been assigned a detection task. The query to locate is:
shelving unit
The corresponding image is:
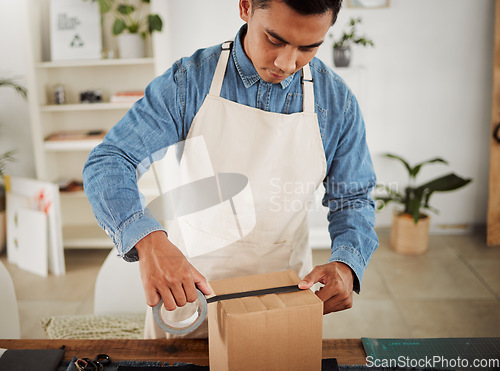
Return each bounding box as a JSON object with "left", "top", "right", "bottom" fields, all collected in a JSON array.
[
  {"left": 41, "top": 102, "right": 135, "bottom": 112},
  {"left": 24, "top": 0, "right": 164, "bottom": 249}
]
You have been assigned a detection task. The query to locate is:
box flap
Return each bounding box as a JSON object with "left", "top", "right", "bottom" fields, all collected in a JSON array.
[{"left": 209, "top": 270, "right": 322, "bottom": 315}]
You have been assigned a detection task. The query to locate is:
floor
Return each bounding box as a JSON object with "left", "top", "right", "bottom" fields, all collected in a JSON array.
[{"left": 1, "top": 228, "right": 499, "bottom": 339}]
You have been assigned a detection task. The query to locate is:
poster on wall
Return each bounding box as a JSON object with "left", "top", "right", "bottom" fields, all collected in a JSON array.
[{"left": 50, "top": 0, "right": 102, "bottom": 61}]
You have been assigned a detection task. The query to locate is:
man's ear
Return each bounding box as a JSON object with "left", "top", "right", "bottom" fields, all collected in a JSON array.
[{"left": 239, "top": 0, "right": 252, "bottom": 23}]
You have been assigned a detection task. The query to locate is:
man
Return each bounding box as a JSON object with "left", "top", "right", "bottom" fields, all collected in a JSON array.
[{"left": 83, "top": 0, "right": 378, "bottom": 338}]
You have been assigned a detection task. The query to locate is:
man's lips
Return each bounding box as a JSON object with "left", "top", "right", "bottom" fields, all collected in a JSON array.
[{"left": 268, "top": 70, "right": 286, "bottom": 79}]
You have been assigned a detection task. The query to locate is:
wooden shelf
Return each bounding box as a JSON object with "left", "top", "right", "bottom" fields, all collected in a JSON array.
[
  {"left": 41, "top": 102, "right": 134, "bottom": 112},
  {"left": 44, "top": 139, "right": 102, "bottom": 151},
  {"left": 37, "top": 58, "right": 154, "bottom": 68}
]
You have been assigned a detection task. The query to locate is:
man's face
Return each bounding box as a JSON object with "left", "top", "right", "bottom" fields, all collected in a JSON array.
[{"left": 239, "top": 0, "right": 333, "bottom": 84}]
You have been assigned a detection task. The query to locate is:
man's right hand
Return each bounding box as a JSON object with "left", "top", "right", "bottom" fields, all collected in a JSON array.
[{"left": 135, "top": 230, "right": 211, "bottom": 311}]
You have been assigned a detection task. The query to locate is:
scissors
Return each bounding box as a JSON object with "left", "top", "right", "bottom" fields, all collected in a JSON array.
[{"left": 75, "top": 353, "right": 111, "bottom": 371}]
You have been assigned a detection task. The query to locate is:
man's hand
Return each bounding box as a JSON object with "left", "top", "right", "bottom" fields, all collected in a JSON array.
[
  {"left": 135, "top": 231, "right": 211, "bottom": 311},
  {"left": 298, "top": 262, "right": 355, "bottom": 314}
]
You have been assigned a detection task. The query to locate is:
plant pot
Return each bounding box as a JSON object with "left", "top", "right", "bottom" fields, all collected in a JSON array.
[
  {"left": 390, "top": 213, "right": 430, "bottom": 255},
  {"left": 333, "top": 46, "right": 352, "bottom": 67},
  {"left": 117, "top": 33, "right": 145, "bottom": 59},
  {"left": 0, "top": 210, "right": 6, "bottom": 254}
]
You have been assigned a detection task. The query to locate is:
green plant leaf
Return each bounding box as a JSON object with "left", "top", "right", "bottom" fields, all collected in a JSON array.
[
  {"left": 411, "top": 157, "right": 448, "bottom": 178},
  {"left": 142, "top": 0, "right": 150, "bottom": 3},
  {"left": 418, "top": 173, "right": 472, "bottom": 208},
  {"left": 374, "top": 184, "right": 405, "bottom": 202},
  {"left": 385, "top": 153, "right": 412, "bottom": 176},
  {"left": 0, "top": 79, "right": 27, "bottom": 98},
  {"left": 422, "top": 204, "right": 440, "bottom": 215},
  {"left": 128, "top": 21, "right": 140, "bottom": 33},
  {"left": 148, "top": 14, "right": 163, "bottom": 33},
  {"left": 97, "top": 0, "right": 113, "bottom": 13},
  {"left": 117, "top": 4, "right": 135, "bottom": 15},
  {"left": 407, "top": 193, "right": 422, "bottom": 223},
  {"left": 0, "top": 150, "right": 16, "bottom": 177},
  {"left": 373, "top": 196, "right": 400, "bottom": 211},
  {"left": 112, "top": 18, "right": 126, "bottom": 35}
]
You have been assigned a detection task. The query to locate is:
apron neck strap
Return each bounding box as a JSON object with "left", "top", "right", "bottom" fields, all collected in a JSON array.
[
  {"left": 210, "top": 40, "right": 315, "bottom": 115},
  {"left": 209, "top": 41, "right": 233, "bottom": 96},
  {"left": 301, "top": 64, "right": 315, "bottom": 114}
]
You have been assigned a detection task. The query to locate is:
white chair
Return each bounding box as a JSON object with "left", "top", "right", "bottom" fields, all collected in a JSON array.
[
  {"left": 0, "top": 260, "right": 20, "bottom": 338},
  {"left": 94, "top": 249, "right": 148, "bottom": 315}
]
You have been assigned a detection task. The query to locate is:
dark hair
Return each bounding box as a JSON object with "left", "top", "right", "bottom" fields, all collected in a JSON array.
[{"left": 251, "top": 0, "right": 343, "bottom": 25}]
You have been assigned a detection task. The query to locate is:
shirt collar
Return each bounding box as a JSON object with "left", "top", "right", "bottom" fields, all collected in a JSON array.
[{"left": 232, "top": 25, "right": 296, "bottom": 90}]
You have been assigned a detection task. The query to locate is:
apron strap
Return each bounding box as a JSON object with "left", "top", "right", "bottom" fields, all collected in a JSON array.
[
  {"left": 301, "top": 64, "right": 315, "bottom": 114},
  {"left": 209, "top": 41, "right": 233, "bottom": 97}
]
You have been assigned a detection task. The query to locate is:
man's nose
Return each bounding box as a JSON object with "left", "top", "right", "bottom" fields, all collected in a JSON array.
[{"left": 274, "top": 46, "right": 297, "bottom": 74}]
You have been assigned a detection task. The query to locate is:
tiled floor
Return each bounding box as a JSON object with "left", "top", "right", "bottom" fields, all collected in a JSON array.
[{"left": 1, "top": 229, "right": 499, "bottom": 339}]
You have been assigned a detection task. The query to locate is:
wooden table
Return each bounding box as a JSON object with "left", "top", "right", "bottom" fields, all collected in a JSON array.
[{"left": 0, "top": 339, "right": 367, "bottom": 366}]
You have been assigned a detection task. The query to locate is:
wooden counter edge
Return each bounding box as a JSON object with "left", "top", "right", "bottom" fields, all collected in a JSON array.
[{"left": 0, "top": 338, "right": 367, "bottom": 366}]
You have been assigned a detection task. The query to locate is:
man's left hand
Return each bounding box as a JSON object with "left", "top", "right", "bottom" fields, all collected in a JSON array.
[{"left": 299, "top": 262, "right": 355, "bottom": 314}]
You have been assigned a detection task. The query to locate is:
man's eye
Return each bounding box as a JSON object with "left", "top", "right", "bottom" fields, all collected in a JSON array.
[
  {"left": 299, "top": 46, "right": 315, "bottom": 52},
  {"left": 267, "top": 38, "right": 282, "bottom": 46}
]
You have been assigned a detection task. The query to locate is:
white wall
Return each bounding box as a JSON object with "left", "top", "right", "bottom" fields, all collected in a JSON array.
[
  {"left": 0, "top": 0, "right": 35, "bottom": 179},
  {"left": 332, "top": 0, "right": 494, "bottom": 229},
  {"left": 0, "top": 0, "right": 495, "bottom": 230}
]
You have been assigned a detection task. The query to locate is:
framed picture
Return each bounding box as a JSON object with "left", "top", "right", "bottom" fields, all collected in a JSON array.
[
  {"left": 347, "top": 0, "right": 390, "bottom": 8},
  {"left": 50, "top": 0, "right": 102, "bottom": 61}
]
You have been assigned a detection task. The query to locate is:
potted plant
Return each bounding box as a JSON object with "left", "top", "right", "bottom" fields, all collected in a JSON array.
[
  {"left": 330, "top": 17, "right": 374, "bottom": 67},
  {"left": 89, "top": 0, "right": 163, "bottom": 58},
  {"left": 0, "top": 77, "right": 27, "bottom": 252},
  {"left": 374, "top": 153, "right": 472, "bottom": 255}
]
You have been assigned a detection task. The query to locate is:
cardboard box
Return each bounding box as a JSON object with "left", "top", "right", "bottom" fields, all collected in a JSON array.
[{"left": 208, "top": 270, "right": 323, "bottom": 371}]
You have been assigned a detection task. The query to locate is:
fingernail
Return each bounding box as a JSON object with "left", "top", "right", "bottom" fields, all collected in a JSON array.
[{"left": 299, "top": 280, "right": 308, "bottom": 288}]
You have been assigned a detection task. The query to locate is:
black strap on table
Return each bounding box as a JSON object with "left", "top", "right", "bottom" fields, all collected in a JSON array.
[{"left": 206, "top": 284, "right": 302, "bottom": 304}]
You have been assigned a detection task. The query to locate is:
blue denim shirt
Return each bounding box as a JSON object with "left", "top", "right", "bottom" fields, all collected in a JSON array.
[{"left": 83, "top": 25, "right": 378, "bottom": 293}]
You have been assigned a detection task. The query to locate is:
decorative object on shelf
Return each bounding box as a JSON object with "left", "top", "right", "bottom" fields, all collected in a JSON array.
[
  {"left": 117, "top": 33, "right": 144, "bottom": 58},
  {"left": 110, "top": 90, "right": 144, "bottom": 103},
  {"left": 0, "top": 77, "right": 27, "bottom": 253},
  {"left": 87, "top": 0, "right": 163, "bottom": 59},
  {"left": 80, "top": 89, "right": 103, "bottom": 103},
  {"left": 348, "top": 0, "right": 390, "bottom": 8},
  {"left": 54, "top": 84, "right": 66, "bottom": 104},
  {"left": 50, "top": 0, "right": 102, "bottom": 61},
  {"left": 330, "top": 17, "right": 374, "bottom": 67},
  {"left": 374, "top": 153, "right": 472, "bottom": 255},
  {"left": 57, "top": 179, "right": 84, "bottom": 193},
  {"left": 45, "top": 129, "right": 106, "bottom": 142}
]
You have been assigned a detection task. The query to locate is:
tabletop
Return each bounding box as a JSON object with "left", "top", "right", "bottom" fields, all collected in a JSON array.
[{"left": 0, "top": 338, "right": 367, "bottom": 366}]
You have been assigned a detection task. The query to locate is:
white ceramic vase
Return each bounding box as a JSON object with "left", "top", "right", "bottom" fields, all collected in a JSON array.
[{"left": 118, "top": 33, "right": 145, "bottom": 59}]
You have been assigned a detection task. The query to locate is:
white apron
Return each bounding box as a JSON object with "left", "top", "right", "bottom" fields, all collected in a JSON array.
[{"left": 145, "top": 41, "right": 327, "bottom": 338}]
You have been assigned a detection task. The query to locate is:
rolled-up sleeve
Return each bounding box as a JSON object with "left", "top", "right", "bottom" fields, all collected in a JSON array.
[
  {"left": 83, "top": 62, "right": 186, "bottom": 261},
  {"left": 322, "top": 90, "right": 379, "bottom": 294}
]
